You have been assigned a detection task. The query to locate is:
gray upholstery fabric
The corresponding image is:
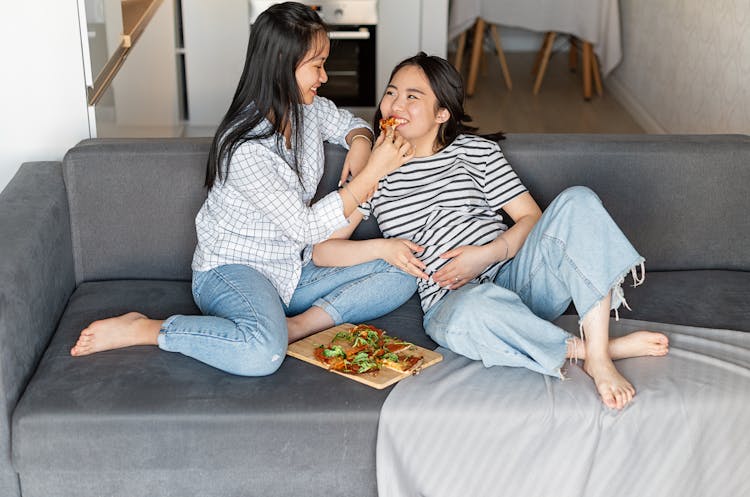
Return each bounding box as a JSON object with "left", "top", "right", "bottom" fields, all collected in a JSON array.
[
  {"left": 63, "top": 139, "right": 210, "bottom": 284},
  {"left": 12, "top": 280, "right": 430, "bottom": 497},
  {"left": 0, "top": 163, "right": 76, "bottom": 497},
  {"left": 5, "top": 135, "right": 749, "bottom": 497},
  {"left": 501, "top": 134, "right": 750, "bottom": 272},
  {"left": 616, "top": 270, "right": 750, "bottom": 332}
]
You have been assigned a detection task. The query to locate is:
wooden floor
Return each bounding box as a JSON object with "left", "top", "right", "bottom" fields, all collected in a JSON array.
[{"left": 457, "top": 51, "right": 644, "bottom": 134}]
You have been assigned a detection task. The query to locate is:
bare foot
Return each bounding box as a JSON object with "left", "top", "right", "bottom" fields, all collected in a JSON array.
[
  {"left": 286, "top": 307, "right": 334, "bottom": 344},
  {"left": 568, "top": 331, "right": 669, "bottom": 360},
  {"left": 609, "top": 331, "right": 669, "bottom": 359},
  {"left": 583, "top": 356, "right": 636, "bottom": 409},
  {"left": 70, "top": 312, "right": 160, "bottom": 356}
]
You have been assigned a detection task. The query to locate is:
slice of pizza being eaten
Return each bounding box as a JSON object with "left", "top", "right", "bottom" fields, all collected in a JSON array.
[{"left": 379, "top": 116, "right": 398, "bottom": 136}]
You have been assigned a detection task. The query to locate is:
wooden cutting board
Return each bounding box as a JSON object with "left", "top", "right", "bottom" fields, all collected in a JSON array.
[{"left": 287, "top": 323, "right": 443, "bottom": 389}]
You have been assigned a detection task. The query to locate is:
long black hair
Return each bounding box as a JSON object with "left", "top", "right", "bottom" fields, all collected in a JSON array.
[
  {"left": 373, "top": 52, "right": 504, "bottom": 151},
  {"left": 205, "top": 2, "right": 328, "bottom": 189}
]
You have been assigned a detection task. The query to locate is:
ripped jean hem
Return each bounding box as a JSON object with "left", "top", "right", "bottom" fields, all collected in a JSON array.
[{"left": 577, "top": 257, "right": 646, "bottom": 340}]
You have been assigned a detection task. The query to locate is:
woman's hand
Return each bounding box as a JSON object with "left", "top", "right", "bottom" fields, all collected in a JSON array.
[
  {"left": 339, "top": 136, "right": 372, "bottom": 186},
  {"left": 377, "top": 238, "right": 428, "bottom": 280},
  {"left": 432, "top": 245, "right": 498, "bottom": 289},
  {"left": 366, "top": 131, "right": 415, "bottom": 178},
  {"left": 339, "top": 131, "right": 414, "bottom": 217}
]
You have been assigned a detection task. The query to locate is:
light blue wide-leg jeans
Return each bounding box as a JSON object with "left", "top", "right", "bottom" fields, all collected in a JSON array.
[
  {"left": 159, "top": 259, "right": 416, "bottom": 376},
  {"left": 423, "top": 186, "right": 644, "bottom": 377}
]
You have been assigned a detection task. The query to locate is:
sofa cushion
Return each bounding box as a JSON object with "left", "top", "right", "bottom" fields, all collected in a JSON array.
[
  {"left": 63, "top": 140, "right": 384, "bottom": 287},
  {"left": 11, "top": 280, "right": 431, "bottom": 497},
  {"left": 619, "top": 270, "right": 750, "bottom": 332},
  {"left": 62, "top": 139, "right": 210, "bottom": 284},
  {"left": 502, "top": 134, "right": 750, "bottom": 273}
]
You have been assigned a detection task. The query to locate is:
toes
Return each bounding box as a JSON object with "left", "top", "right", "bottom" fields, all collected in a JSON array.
[
  {"left": 609, "top": 388, "right": 627, "bottom": 410},
  {"left": 654, "top": 342, "right": 669, "bottom": 356},
  {"left": 601, "top": 389, "right": 617, "bottom": 409}
]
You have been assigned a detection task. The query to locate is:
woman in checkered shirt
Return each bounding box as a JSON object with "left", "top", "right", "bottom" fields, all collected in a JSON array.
[{"left": 70, "top": 2, "right": 422, "bottom": 376}]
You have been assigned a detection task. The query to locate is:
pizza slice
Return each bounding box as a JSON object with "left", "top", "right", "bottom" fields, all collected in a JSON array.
[
  {"left": 381, "top": 352, "right": 424, "bottom": 373},
  {"left": 379, "top": 116, "right": 398, "bottom": 135},
  {"left": 313, "top": 324, "right": 422, "bottom": 376},
  {"left": 380, "top": 116, "right": 401, "bottom": 136}
]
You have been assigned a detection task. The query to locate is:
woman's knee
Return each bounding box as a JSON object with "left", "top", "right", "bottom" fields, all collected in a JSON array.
[
  {"left": 544, "top": 186, "right": 604, "bottom": 224},
  {"left": 557, "top": 186, "right": 601, "bottom": 208},
  {"left": 226, "top": 338, "right": 287, "bottom": 376}
]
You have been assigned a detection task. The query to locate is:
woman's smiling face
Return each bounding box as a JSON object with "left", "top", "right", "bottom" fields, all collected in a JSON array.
[
  {"left": 379, "top": 65, "right": 449, "bottom": 156},
  {"left": 296, "top": 33, "right": 330, "bottom": 105}
]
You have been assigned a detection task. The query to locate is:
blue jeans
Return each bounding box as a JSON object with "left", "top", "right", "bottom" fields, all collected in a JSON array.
[
  {"left": 158, "top": 259, "right": 416, "bottom": 376},
  {"left": 423, "top": 187, "right": 644, "bottom": 377}
]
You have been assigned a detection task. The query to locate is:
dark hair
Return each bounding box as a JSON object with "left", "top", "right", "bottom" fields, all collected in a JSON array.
[
  {"left": 205, "top": 2, "right": 328, "bottom": 189},
  {"left": 373, "top": 52, "right": 504, "bottom": 151}
]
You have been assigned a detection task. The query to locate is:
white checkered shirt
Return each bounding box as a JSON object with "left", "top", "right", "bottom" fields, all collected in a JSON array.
[{"left": 192, "top": 96, "right": 370, "bottom": 304}]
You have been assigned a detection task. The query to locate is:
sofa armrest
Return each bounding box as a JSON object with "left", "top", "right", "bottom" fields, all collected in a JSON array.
[{"left": 0, "top": 162, "right": 75, "bottom": 497}]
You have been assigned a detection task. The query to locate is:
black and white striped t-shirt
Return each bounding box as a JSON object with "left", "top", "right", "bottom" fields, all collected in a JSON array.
[{"left": 359, "top": 135, "right": 527, "bottom": 312}]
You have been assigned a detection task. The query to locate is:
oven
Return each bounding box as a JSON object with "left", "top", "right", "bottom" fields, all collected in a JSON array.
[{"left": 249, "top": 0, "right": 378, "bottom": 107}]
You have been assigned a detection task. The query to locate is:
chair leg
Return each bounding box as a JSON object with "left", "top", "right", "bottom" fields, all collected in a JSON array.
[
  {"left": 582, "top": 41, "right": 592, "bottom": 100},
  {"left": 531, "top": 32, "right": 550, "bottom": 75},
  {"left": 467, "top": 18, "right": 486, "bottom": 97},
  {"left": 454, "top": 31, "right": 467, "bottom": 72},
  {"left": 532, "top": 32, "right": 556, "bottom": 95},
  {"left": 568, "top": 36, "right": 578, "bottom": 72},
  {"left": 591, "top": 49, "right": 603, "bottom": 96},
  {"left": 489, "top": 24, "right": 512, "bottom": 90}
]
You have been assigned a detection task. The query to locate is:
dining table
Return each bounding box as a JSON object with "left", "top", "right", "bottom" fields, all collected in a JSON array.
[{"left": 449, "top": 0, "right": 622, "bottom": 96}]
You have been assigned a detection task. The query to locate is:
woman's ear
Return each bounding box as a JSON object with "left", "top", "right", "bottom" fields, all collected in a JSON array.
[{"left": 436, "top": 108, "right": 450, "bottom": 124}]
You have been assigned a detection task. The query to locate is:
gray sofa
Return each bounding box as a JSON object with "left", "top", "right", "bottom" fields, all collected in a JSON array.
[{"left": 1, "top": 134, "right": 748, "bottom": 497}]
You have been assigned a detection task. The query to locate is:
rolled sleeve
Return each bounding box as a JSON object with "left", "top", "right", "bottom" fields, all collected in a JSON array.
[
  {"left": 312, "top": 96, "right": 371, "bottom": 149},
  {"left": 357, "top": 200, "right": 372, "bottom": 220},
  {"left": 483, "top": 144, "right": 527, "bottom": 211}
]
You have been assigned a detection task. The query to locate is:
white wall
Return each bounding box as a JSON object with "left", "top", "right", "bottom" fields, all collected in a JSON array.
[
  {"left": 181, "top": 0, "right": 249, "bottom": 126},
  {"left": 609, "top": 0, "right": 750, "bottom": 134},
  {"left": 378, "top": 0, "right": 448, "bottom": 98},
  {"left": 0, "top": 0, "right": 91, "bottom": 193}
]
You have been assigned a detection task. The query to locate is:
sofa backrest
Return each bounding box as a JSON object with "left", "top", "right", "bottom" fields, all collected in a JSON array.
[
  {"left": 63, "top": 134, "right": 750, "bottom": 284},
  {"left": 499, "top": 134, "right": 750, "bottom": 272},
  {"left": 63, "top": 139, "right": 209, "bottom": 284},
  {"left": 62, "top": 139, "right": 378, "bottom": 284}
]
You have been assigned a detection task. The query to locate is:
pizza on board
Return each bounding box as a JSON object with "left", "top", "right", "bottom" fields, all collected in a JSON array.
[{"left": 313, "top": 324, "right": 423, "bottom": 375}]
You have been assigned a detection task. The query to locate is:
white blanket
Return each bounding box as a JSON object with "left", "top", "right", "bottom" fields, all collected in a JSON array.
[{"left": 377, "top": 317, "right": 750, "bottom": 497}]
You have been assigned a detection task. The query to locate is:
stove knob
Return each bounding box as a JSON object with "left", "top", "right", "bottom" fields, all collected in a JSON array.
[{"left": 334, "top": 8, "right": 344, "bottom": 18}]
